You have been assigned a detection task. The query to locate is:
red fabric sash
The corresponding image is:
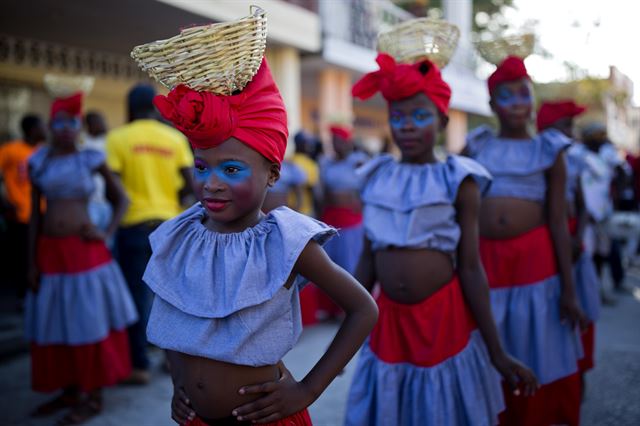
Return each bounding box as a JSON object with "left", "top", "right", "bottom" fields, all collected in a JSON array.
[
  {"left": 369, "top": 276, "right": 476, "bottom": 367},
  {"left": 185, "top": 409, "right": 312, "bottom": 426},
  {"left": 320, "top": 206, "right": 362, "bottom": 228},
  {"left": 480, "top": 225, "right": 558, "bottom": 288},
  {"left": 37, "top": 235, "right": 112, "bottom": 274}
]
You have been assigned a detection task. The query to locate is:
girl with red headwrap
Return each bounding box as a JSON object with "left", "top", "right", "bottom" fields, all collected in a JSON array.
[
  {"left": 26, "top": 92, "right": 137, "bottom": 424},
  {"left": 311, "top": 124, "right": 369, "bottom": 320},
  {"left": 141, "top": 54, "right": 378, "bottom": 425},
  {"left": 344, "top": 52, "right": 537, "bottom": 426},
  {"left": 537, "top": 100, "right": 600, "bottom": 387},
  {"left": 465, "top": 57, "right": 587, "bottom": 426}
]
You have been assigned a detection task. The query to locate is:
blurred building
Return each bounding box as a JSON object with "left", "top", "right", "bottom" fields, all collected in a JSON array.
[
  {"left": 0, "top": 0, "right": 320, "bottom": 139},
  {"left": 308, "top": 0, "right": 489, "bottom": 153},
  {"left": 0, "top": 0, "right": 488, "bottom": 154},
  {"left": 536, "top": 66, "right": 640, "bottom": 154}
]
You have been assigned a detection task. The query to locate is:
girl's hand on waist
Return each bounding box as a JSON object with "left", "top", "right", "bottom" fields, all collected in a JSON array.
[
  {"left": 491, "top": 352, "right": 539, "bottom": 397},
  {"left": 171, "top": 386, "right": 195, "bottom": 425},
  {"left": 232, "top": 363, "right": 313, "bottom": 424}
]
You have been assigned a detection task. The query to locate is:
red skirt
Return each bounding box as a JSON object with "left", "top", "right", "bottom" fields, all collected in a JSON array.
[
  {"left": 185, "top": 409, "right": 312, "bottom": 426},
  {"left": 499, "top": 373, "right": 581, "bottom": 426},
  {"left": 30, "top": 235, "right": 133, "bottom": 392}
]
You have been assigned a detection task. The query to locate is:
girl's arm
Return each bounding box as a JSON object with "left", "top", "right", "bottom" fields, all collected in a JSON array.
[
  {"left": 354, "top": 236, "right": 376, "bottom": 292},
  {"left": 232, "top": 240, "right": 378, "bottom": 424},
  {"left": 456, "top": 178, "right": 538, "bottom": 396},
  {"left": 27, "top": 186, "right": 42, "bottom": 291},
  {"left": 98, "top": 163, "right": 129, "bottom": 240},
  {"left": 547, "top": 153, "right": 587, "bottom": 329}
]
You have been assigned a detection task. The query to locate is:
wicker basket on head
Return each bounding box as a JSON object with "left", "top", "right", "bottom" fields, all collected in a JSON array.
[
  {"left": 474, "top": 32, "right": 535, "bottom": 65},
  {"left": 43, "top": 74, "right": 95, "bottom": 98},
  {"left": 130, "top": 6, "right": 267, "bottom": 95},
  {"left": 377, "top": 18, "right": 460, "bottom": 69}
]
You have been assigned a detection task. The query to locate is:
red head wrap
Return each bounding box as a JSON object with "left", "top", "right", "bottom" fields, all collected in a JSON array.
[
  {"left": 154, "top": 59, "right": 288, "bottom": 165},
  {"left": 536, "top": 100, "right": 587, "bottom": 131},
  {"left": 330, "top": 125, "right": 352, "bottom": 141},
  {"left": 352, "top": 53, "right": 451, "bottom": 116},
  {"left": 487, "top": 56, "right": 530, "bottom": 95},
  {"left": 50, "top": 92, "right": 83, "bottom": 120}
]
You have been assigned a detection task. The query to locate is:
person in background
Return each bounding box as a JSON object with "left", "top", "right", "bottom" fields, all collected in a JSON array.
[
  {"left": 106, "top": 84, "right": 195, "bottom": 385},
  {"left": 581, "top": 123, "right": 628, "bottom": 295},
  {"left": 83, "top": 111, "right": 112, "bottom": 235},
  {"left": 262, "top": 155, "right": 306, "bottom": 213},
  {"left": 291, "top": 131, "right": 320, "bottom": 217},
  {"left": 537, "top": 100, "right": 601, "bottom": 391},
  {"left": 314, "top": 125, "right": 369, "bottom": 320},
  {"left": 27, "top": 92, "right": 136, "bottom": 424},
  {"left": 0, "top": 114, "right": 46, "bottom": 299}
]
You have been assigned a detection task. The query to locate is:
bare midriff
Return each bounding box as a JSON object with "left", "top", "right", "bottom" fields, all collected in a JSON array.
[
  {"left": 479, "top": 197, "right": 546, "bottom": 240},
  {"left": 324, "top": 191, "right": 362, "bottom": 213},
  {"left": 375, "top": 248, "right": 454, "bottom": 304},
  {"left": 41, "top": 199, "right": 92, "bottom": 237},
  {"left": 167, "top": 351, "right": 281, "bottom": 419}
]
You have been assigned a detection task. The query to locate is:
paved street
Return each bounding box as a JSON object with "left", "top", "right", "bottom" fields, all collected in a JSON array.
[{"left": 1, "top": 276, "right": 639, "bottom": 426}]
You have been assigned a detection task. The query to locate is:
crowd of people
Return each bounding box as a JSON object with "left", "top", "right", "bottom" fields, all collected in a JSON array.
[{"left": 1, "top": 12, "right": 639, "bottom": 426}]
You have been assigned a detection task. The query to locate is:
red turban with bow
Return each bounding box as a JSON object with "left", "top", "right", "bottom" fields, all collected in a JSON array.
[
  {"left": 50, "top": 93, "right": 83, "bottom": 119},
  {"left": 330, "top": 125, "right": 352, "bottom": 141},
  {"left": 487, "top": 56, "right": 530, "bottom": 95},
  {"left": 352, "top": 53, "right": 451, "bottom": 116},
  {"left": 154, "top": 59, "right": 288, "bottom": 165},
  {"left": 536, "top": 100, "right": 586, "bottom": 131}
]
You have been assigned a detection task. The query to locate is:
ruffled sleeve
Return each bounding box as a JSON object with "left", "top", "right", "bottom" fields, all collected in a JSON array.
[
  {"left": 80, "top": 148, "right": 106, "bottom": 171},
  {"left": 143, "top": 204, "right": 336, "bottom": 318},
  {"left": 538, "top": 128, "right": 571, "bottom": 169},
  {"left": 465, "top": 125, "right": 495, "bottom": 157},
  {"left": 357, "top": 154, "right": 395, "bottom": 181},
  {"left": 27, "top": 146, "right": 50, "bottom": 185},
  {"left": 445, "top": 155, "right": 493, "bottom": 199}
]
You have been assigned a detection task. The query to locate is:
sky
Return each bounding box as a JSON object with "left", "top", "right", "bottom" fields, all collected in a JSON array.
[{"left": 485, "top": 0, "right": 640, "bottom": 103}]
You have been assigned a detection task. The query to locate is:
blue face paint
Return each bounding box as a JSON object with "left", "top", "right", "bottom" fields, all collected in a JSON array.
[
  {"left": 51, "top": 117, "right": 81, "bottom": 131},
  {"left": 389, "top": 108, "right": 435, "bottom": 130},
  {"left": 495, "top": 85, "right": 532, "bottom": 108},
  {"left": 194, "top": 159, "right": 252, "bottom": 184}
]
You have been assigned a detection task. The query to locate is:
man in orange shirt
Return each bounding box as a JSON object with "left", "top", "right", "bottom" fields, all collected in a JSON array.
[{"left": 0, "top": 114, "right": 46, "bottom": 297}]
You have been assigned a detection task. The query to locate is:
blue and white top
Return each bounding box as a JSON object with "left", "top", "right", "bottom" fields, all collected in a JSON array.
[
  {"left": 143, "top": 204, "right": 336, "bottom": 367},
  {"left": 28, "top": 146, "right": 104, "bottom": 200},
  {"left": 320, "top": 151, "right": 369, "bottom": 192},
  {"left": 565, "top": 143, "right": 589, "bottom": 204},
  {"left": 465, "top": 126, "right": 571, "bottom": 202},
  {"left": 270, "top": 161, "right": 307, "bottom": 194},
  {"left": 359, "top": 154, "right": 491, "bottom": 253}
]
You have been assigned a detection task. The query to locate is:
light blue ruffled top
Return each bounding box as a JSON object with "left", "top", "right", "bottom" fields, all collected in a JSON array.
[
  {"left": 143, "top": 203, "right": 336, "bottom": 366},
  {"left": 320, "top": 151, "right": 370, "bottom": 192},
  {"left": 358, "top": 154, "right": 492, "bottom": 253},
  {"left": 28, "top": 146, "right": 104, "bottom": 200},
  {"left": 465, "top": 126, "right": 571, "bottom": 202},
  {"left": 270, "top": 161, "right": 307, "bottom": 194},
  {"left": 565, "top": 143, "right": 588, "bottom": 204}
]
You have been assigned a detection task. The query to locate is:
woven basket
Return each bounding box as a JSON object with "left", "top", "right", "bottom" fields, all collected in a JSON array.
[
  {"left": 43, "top": 74, "right": 95, "bottom": 98},
  {"left": 130, "top": 6, "right": 267, "bottom": 95},
  {"left": 377, "top": 18, "right": 460, "bottom": 69},
  {"left": 475, "top": 33, "right": 535, "bottom": 65}
]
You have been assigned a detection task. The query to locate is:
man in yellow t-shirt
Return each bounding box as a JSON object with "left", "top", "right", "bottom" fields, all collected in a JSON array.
[
  {"left": 0, "top": 115, "right": 45, "bottom": 299},
  {"left": 106, "top": 84, "right": 194, "bottom": 383}
]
